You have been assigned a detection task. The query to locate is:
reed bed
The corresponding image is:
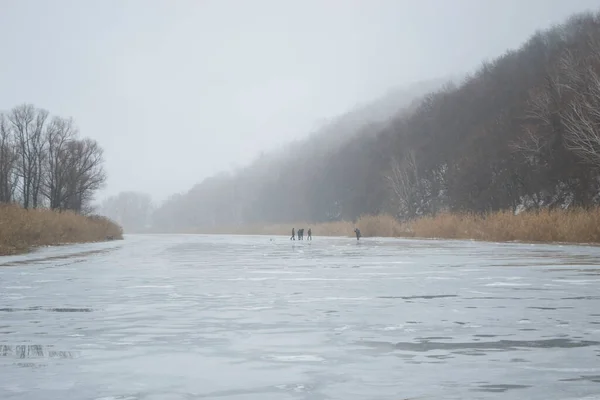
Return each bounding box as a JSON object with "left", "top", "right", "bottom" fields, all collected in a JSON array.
[
  {"left": 190, "top": 208, "right": 600, "bottom": 245},
  {"left": 0, "top": 204, "right": 123, "bottom": 255}
]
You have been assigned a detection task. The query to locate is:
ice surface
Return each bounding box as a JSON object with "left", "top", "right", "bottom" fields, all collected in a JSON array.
[{"left": 1, "top": 234, "right": 600, "bottom": 399}]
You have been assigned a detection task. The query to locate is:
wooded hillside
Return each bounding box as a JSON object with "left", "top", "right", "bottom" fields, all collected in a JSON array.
[{"left": 152, "top": 11, "right": 600, "bottom": 232}]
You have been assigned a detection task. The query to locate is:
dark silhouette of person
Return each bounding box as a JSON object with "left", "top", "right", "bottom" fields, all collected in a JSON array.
[
  {"left": 291, "top": 228, "right": 295, "bottom": 240},
  {"left": 354, "top": 228, "right": 361, "bottom": 240},
  {"left": 298, "top": 228, "right": 303, "bottom": 240},
  {"left": 307, "top": 228, "right": 312, "bottom": 240}
]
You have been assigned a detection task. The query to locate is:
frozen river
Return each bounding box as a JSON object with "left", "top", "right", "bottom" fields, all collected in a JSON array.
[{"left": 1, "top": 234, "right": 600, "bottom": 400}]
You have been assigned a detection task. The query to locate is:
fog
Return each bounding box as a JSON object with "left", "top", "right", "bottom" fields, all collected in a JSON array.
[{"left": 1, "top": 0, "right": 599, "bottom": 203}]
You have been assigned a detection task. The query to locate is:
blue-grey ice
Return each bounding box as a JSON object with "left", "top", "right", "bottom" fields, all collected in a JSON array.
[{"left": 1, "top": 234, "right": 600, "bottom": 399}]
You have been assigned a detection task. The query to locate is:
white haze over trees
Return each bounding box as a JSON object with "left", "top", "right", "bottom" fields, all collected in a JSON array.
[
  {"left": 147, "top": 9, "right": 600, "bottom": 232},
  {"left": 2, "top": 1, "right": 600, "bottom": 229},
  {"left": 99, "top": 192, "right": 153, "bottom": 233}
]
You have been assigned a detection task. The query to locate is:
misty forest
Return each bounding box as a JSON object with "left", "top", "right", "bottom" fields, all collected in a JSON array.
[
  {"left": 98, "top": 11, "right": 600, "bottom": 234},
  {"left": 5, "top": 11, "right": 600, "bottom": 236}
]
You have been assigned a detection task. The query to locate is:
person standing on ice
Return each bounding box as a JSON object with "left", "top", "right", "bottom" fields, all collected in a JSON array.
[
  {"left": 307, "top": 228, "right": 312, "bottom": 240},
  {"left": 291, "top": 228, "right": 295, "bottom": 240},
  {"left": 354, "top": 228, "right": 361, "bottom": 241}
]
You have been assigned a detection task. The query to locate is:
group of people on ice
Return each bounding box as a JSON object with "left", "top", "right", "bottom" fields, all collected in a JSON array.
[
  {"left": 290, "top": 227, "right": 361, "bottom": 241},
  {"left": 291, "top": 227, "right": 312, "bottom": 240}
]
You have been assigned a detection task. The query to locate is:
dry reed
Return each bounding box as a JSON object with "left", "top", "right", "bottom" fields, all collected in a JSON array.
[
  {"left": 190, "top": 208, "right": 600, "bottom": 245},
  {"left": 407, "top": 208, "right": 600, "bottom": 244},
  {"left": 0, "top": 204, "right": 123, "bottom": 255}
]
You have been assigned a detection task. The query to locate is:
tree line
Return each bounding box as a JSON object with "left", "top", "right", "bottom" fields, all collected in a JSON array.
[
  {"left": 144, "top": 10, "right": 600, "bottom": 232},
  {"left": 0, "top": 104, "right": 106, "bottom": 213}
]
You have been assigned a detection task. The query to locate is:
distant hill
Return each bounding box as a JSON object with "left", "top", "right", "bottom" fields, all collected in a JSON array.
[
  {"left": 152, "top": 10, "right": 600, "bottom": 231},
  {"left": 151, "top": 77, "right": 453, "bottom": 231}
]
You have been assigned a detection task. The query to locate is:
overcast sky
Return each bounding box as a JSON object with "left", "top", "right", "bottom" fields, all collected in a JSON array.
[{"left": 1, "top": 0, "right": 599, "bottom": 203}]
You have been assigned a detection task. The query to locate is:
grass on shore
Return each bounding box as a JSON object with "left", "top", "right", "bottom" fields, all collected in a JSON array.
[
  {"left": 406, "top": 208, "right": 600, "bottom": 244},
  {"left": 190, "top": 208, "right": 600, "bottom": 245},
  {"left": 0, "top": 204, "right": 123, "bottom": 255}
]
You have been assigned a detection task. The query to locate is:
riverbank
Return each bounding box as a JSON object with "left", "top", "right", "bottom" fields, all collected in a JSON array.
[
  {"left": 0, "top": 204, "right": 123, "bottom": 255},
  {"left": 187, "top": 208, "right": 600, "bottom": 245}
]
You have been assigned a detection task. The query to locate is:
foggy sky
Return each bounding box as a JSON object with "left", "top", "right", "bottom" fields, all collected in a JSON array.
[{"left": 1, "top": 0, "right": 599, "bottom": 203}]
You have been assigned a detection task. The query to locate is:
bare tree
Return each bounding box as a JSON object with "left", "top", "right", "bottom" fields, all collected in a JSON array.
[
  {"left": 30, "top": 108, "right": 49, "bottom": 208},
  {"left": 42, "top": 118, "right": 107, "bottom": 212},
  {"left": 9, "top": 105, "right": 34, "bottom": 208},
  {"left": 43, "top": 116, "right": 77, "bottom": 209},
  {"left": 0, "top": 114, "right": 17, "bottom": 203},
  {"left": 511, "top": 68, "right": 565, "bottom": 164},
  {"left": 385, "top": 150, "right": 420, "bottom": 220},
  {"left": 8, "top": 104, "right": 49, "bottom": 209},
  {"left": 557, "top": 44, "right": 600, "bottom": 167},
  {"left": 60, "top": 138, "right": 106, "bottom": 212},
  {"left": 510, "top": 125, "right": 549, "bottom": 166}
]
